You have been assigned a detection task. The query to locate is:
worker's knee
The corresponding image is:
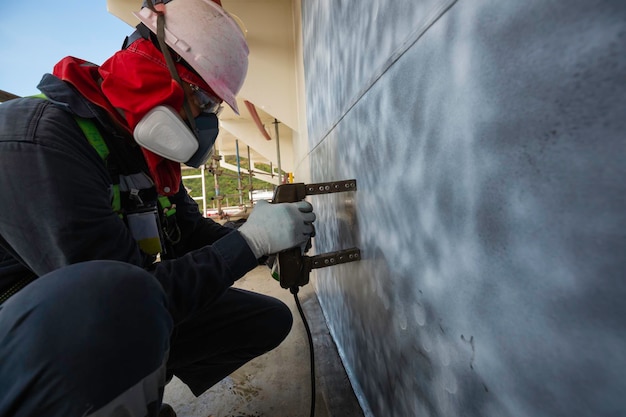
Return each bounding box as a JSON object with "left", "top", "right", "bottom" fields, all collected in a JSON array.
[
  {"left": 6, "top": 260, "right": 171, "bottom": 357},
  {"left": 0, "top": 261, "right": 172, "bottom": 413}
]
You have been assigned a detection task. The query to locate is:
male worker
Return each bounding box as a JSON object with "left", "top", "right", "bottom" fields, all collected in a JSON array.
[{"left": 0, "top": 0, "right": 315, "bottom": 416}]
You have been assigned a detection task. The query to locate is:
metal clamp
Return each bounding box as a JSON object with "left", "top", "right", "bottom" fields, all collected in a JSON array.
[{"left": 272, "top": 180, "right": 360, "bottom": 290}]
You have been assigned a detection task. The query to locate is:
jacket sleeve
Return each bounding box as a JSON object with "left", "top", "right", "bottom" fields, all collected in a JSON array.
[
  {"left": 0, "top": 99, "right": 258, "bottom": 325},
  {"left": 151, "top": 230, "right": 258, "bottom": 324},
  {"left": 152, "top": 184, "right": 261, "bottom": 323}
]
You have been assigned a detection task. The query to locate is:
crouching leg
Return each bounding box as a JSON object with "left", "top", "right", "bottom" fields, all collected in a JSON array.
[{"left": 0, "top": 260, "right": 173, "bottom": 417}]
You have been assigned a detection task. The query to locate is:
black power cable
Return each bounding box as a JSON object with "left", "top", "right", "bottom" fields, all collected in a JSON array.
[{"left": 291, "top": 286, "right": 316, "bottom": 417}]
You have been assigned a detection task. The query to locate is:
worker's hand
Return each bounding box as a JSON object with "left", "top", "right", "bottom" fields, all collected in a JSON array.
[{"left": 238, "top": 200, "right": 316, "bottom": 258}]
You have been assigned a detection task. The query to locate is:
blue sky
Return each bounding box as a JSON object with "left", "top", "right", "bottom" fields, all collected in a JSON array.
[{"left": 0, "top": 1, "right": 134, "bottom": 97}]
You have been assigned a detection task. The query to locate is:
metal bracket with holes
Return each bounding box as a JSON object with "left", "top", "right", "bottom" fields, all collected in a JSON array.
[{"left": 271, "top": 180, "right": 361, "bottom": 290}]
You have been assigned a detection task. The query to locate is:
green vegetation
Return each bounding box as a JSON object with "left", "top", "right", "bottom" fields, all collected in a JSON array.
[{"left": 182, "top": 155, "right": 284, "bottom": 207}]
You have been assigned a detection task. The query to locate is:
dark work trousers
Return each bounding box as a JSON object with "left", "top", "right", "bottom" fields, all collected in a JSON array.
[{"left": 0, "top": 261, "right": 293, "bottom": 417}]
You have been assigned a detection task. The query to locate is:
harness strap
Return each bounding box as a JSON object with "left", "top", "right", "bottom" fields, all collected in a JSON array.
[
  {"left": 73, "top": 117, "right": 122, "bottom": 214},
  {"left": 74, "top": 117, "right": 109, "bottom": 160},
  {"left": 30, "top": 94, "right": 181, "bottom": 253},
  {"left": 74, "top": 116, "right": 181, "bottom": 248},
  {"left": 158, "top": 195, "right": 176, "bottom": 217},
  {"left": 121, "top": 24, "right": 151, "bottom": 50}
]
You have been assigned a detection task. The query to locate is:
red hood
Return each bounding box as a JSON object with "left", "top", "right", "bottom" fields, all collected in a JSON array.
[
  {"left": 53, "top": 57, "right": 128, "bottom": 130},
  {"left": 52, "top": 38, "right": 213, "bottom": 196}
]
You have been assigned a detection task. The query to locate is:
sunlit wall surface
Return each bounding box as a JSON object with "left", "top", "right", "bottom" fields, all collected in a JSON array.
[{"left": 301, "top": 0, "right": 626, "bottom": 416}]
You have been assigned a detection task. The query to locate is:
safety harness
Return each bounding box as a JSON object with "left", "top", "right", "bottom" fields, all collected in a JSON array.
[
  {"left": 33, "top": 82, "right": 183, "bottom": 258},
  {"left": 72, "top": 115, "right": 181, "bottom": 257},
  {"left": 0, "top": 99, "right": 180, "bottom": 305}
]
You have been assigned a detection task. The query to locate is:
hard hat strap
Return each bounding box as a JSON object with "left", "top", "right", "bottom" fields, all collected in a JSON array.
[{"left": 145, "top": 0, "right": 199, "bottom": 137}]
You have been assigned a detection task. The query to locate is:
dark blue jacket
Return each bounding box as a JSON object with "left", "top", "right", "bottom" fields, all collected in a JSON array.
[{"left": 0, "top": 74, "right": 258, "bottom": 324}]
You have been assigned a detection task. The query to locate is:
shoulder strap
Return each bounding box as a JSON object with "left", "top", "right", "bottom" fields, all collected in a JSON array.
[
  {"left": 73, "top": 116, "right": 121, "bottom": 214},
  {"left": 29, "top": 93, "right": 123, "bottom": 214},
  {"left": 33, "top": 94, "right": 175, "bottom": 225},
  {"left": 74, "top": 117, "right": 110, "bottom": 160},
  {"left": 74, "top": 116, "right": 179, "bottom": 222},
  {"left": 75, "top": 116, "right": 184, "bottom": 254}
]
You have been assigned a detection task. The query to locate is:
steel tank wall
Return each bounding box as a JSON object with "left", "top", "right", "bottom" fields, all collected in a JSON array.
[{"left": 300, "top": 1, "right": 626, "bottom": 416}]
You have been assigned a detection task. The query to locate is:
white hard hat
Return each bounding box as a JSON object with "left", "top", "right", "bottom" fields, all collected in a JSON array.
[{"left": 134, "top": 0, "right": 249, "bottom": 114}]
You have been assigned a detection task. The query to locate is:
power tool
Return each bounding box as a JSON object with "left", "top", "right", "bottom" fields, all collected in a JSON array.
[
  {"left": 269, "top": 179, "right": 361, "bottom": 417},
  {"left": 271, "top": 179, "right": 361, "bottom": 291}
]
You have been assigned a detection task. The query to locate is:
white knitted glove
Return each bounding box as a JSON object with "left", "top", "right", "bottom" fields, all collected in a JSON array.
[{"left": 238, "top": 200, "right": 316, "bottom": 258}]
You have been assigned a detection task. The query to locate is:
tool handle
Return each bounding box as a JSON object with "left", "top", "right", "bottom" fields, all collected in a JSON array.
[
  {"left": 270, "top": 180, "right": 359, "bottom": 289},
  {"left": 272, "top": 183, "right": 311, "bottom": 288},
  {"left": 277, "top": 247, "right": 309, "bottom": 289},
  {"left": 273, "top": 183, "right": 307, "bottom": 204}
]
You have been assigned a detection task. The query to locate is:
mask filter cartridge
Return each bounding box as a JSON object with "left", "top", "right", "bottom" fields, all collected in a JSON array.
[{"left": 133, "top": 105, "right": 199, "bottom": 162}]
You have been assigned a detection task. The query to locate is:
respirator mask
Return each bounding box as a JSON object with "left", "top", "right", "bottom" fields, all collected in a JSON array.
[
  {"left": 133, "top": 103, "right": 219, "bottom": 168},
  {"left": 131, "top": 2, "right": 224, "bottom": 169}
]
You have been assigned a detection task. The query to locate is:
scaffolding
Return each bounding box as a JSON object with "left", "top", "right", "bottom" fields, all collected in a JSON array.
[
  {"left": 183, "top": 146, "right": 260, "bottom": 222},
  {"left": 182, "top": 125, "right": 291, "bottom": 222}
]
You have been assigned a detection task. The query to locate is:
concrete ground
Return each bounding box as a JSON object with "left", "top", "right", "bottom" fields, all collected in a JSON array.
[{"left": 162, "top": 265, "right": 364, "bottom": 417}]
